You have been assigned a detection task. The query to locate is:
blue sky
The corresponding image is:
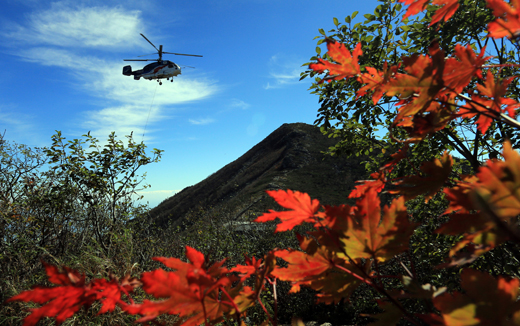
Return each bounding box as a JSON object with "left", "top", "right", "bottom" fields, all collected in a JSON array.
[{"left": 0, "top": 0, "right": 379, "bottom": 208}]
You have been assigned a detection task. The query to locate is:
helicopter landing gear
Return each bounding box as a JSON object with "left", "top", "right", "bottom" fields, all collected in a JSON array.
[{"left": 157, "top": 79, "right": 162, "bottom": 85}]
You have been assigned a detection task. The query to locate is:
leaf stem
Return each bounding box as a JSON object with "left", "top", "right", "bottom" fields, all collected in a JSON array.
[
  {"left": 219, "top": 286, "right": 242, "bottom": 321},
  {"left": 267, "top": 278, "right": 279, "bottom": 326},
  {"left": 257, "top": 295, "right": 274, "bottom": 326}
]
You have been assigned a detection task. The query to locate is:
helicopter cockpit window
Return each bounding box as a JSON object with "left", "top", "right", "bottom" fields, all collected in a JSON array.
[{"left": 168, "top": 64, "right": 174, "bottom": 68}]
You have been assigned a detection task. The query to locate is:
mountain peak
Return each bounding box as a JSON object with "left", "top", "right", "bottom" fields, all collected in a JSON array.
[{"left": 148, "top": 122, "right": 369, "bottom": 228}]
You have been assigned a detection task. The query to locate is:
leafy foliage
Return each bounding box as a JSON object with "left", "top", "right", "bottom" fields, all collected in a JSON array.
[
  {"left": 6, "top": 261, "right": 140, "bottom": 326},
  {"left": 7, "top": 0, "right": 520, "bottom": 325},
  {"left": 0, "top": 131, "right": 161, "bottom": 325}
]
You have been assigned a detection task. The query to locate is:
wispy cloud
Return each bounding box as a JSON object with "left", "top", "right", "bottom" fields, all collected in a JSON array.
[
  {"left": 3, "top": 1, "right": 218, "bottom": 140},
  {"left": 229, "top": 98, "right": 250, "bottom": 110},
  {"left": 189, "top": 118, "right": 215, "bottom": 125},
  {"left": 7, "top": 3, "right": 143, "bottom": 48},
  {"left": 264, "top": 54, "right": 304, "bottom": 89}
]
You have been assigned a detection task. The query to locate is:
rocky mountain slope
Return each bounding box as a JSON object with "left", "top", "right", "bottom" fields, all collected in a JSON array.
[{"left": 148, "top": 122, "right": 372, "bottom": 228}]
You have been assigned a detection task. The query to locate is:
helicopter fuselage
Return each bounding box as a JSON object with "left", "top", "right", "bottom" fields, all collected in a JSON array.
[{"left": 123, "top": 60, "right": 181, "bottom": 81}]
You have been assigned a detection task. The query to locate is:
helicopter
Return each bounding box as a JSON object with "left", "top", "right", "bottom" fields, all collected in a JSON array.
[{"left": 122, "top": 33, "right": 202, "bottom": 85}]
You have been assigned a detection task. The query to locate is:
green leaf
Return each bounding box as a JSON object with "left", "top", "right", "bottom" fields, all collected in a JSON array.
[{"left": 363, "top": 14, "right": 375, "bottom": 21}]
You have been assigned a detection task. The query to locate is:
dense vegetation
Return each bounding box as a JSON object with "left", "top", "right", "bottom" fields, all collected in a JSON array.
[{"left": 4, "top": 0, "right": 520, "bottom": 325}]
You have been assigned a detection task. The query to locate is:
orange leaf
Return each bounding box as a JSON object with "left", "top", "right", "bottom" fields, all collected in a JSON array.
[
  {"left": 402, "top": 102, "right": 456, "bottom": 142},
  {"left": 399, "top": 0, "right": 459, "bottom": 24},
  {"left": 443, "top": 44, "right": 490, "bottom": 93},
  {"left": 309, "top": 41, "right": 362, "bottom": 82},
  {"left": 487, "top": 0, "right": 520, "bottom": 39},
  {"left": 6, "top": 262, "right": 138, "bottom": 326},
  {"left": 273, "top": 248, "right": 333, "bottom": 285},
  {"left": 341, "top": 189, "right": 416, "bottom": 262},
  {"left": 430, "top": 0, "right": 459, "bottom": 25},
  {"left": 458, "top": 71, "right": 519, "bottom": 134},
  {"left": 272, "top": 234, "right": 362, "bottom": 304},
  {"left": 385, "top": 43, "right": 448, "bottom": 121},
  {"left": 436, "top": 211, "right": 505, "bottom": 260},
  {"left": 437, "top": 141, "right": 520, "bottom": 262},
  {"left": 254, "top": 189, "right": 320, "bottom": 232},
  {"left": 349, "top": 171, "right": 387, "bottom": 198},
  {"left": 472, "top": 141, "right": 520, "bottom": 220},
  {"left": 442, "top": 174, "right": 478, "bottom": 214},
  {"left": 388, "top": 151, "right": 453, "bottom": 202},
  {"left": 357, "top": 63, "right": 399, "bottom": 104},
  {"left": 434, "top": 269, "right": 520, "bottom": 325},
  {"left": 399, "top": 0, "right": 431, "bottom": 18},
  {"left": 125, "top": 247, "right": 245, "bottom": 326},
  {"left": 231, "top": 256, "right": 264, "bottom": 281},
  {"left": 230, "top": 252, "right": 276, "bottom": 300}
]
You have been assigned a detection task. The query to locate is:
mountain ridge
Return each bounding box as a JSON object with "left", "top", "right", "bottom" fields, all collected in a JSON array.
[{"left": 148, "top": 122, "right": 371, "bottom": 228}]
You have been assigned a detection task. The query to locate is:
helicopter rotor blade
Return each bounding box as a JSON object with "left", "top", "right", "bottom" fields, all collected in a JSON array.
[
  {"left": 163, "top": 51, "right": 203, "bottom": 57},
  {"left": 123, "top": 59, "right": 157, "bottom": 61},
  {"left": 140, "top": 33, "right": 159, "bottom": 52},
  {"left": 137, "top": 53, "right": 157, "bottom": 57}
]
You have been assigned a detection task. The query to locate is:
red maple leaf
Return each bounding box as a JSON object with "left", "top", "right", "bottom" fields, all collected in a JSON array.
[
  {"left": 394, "top": 98, "right": 456, "bottom": 142},
  {"left": 6, "top": 261, "right": 139, "bottom": 326},
  {"left": 272, "top": 234, "right": 363, "bottom": 304},
  {"left": 399, "top": 0, "right": 459, "bottom": 24},
  {"left": 348, "top": 145, "right": 409, "bottom": 199},
  {"left": 231, "top": 255, "right": 264, "bottom": 281},
  {"left": 254, "top": 189, "right": 320, "bottom": 232},
  {"left": 433, "top": 269, "right": 520, "bottom": 325},
  {"left": 125, "top": 246, "right": 247, "bottom": 326},
  {"left": 342, "top": 189, "right": 416, "bottom": 262},
  {"left": 385, "top": 42, "right": 448, "bottom": 121},
  {"left": 381, "top": 144, "right": 409, "bottom": 170},
  {"left": 358, "top": 63, "right": 400, "bottom": 104},
  {"left": 349, "top": 171, "right": 387, "bottom": 198},
  {"left": 443, "top": 44, "right": 490, "bottom": 93},
  {"left": 437, "top": 141, "right": 520, "bottom": 263},
  {"left": 399, "top": 0, "right": 431, "bottom": 19},
  {"left": 458, "top": 71, "right": 520, "bottom": 134},
  {"left": 309, "top": 41, "right": 362, "bottom": 82},
  {"left": 442, "top": 174, "right": 479, "bottom": 214},
  {"left": 430, "top": 0, "right": 459, "bottom": 25},
  {"left": 487, "top": 0, "right": 520, "bottom": 39},
  {"left": 472, "top": 141, "right": 520, "bottom": 220},
  {"left": 349, "top": 190, "right": 415, "bottom": 262},
  {"left": 231, "top": 252, "right": 276, "bottom": 297}
]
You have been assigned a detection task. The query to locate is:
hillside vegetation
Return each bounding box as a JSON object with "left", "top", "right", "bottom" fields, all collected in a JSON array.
[
  {"left": 148, "top": 122, "right": 372, "bottom": 229},
  {"left": 2, "top": 123, "right": 372, "bottom": 325}
]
